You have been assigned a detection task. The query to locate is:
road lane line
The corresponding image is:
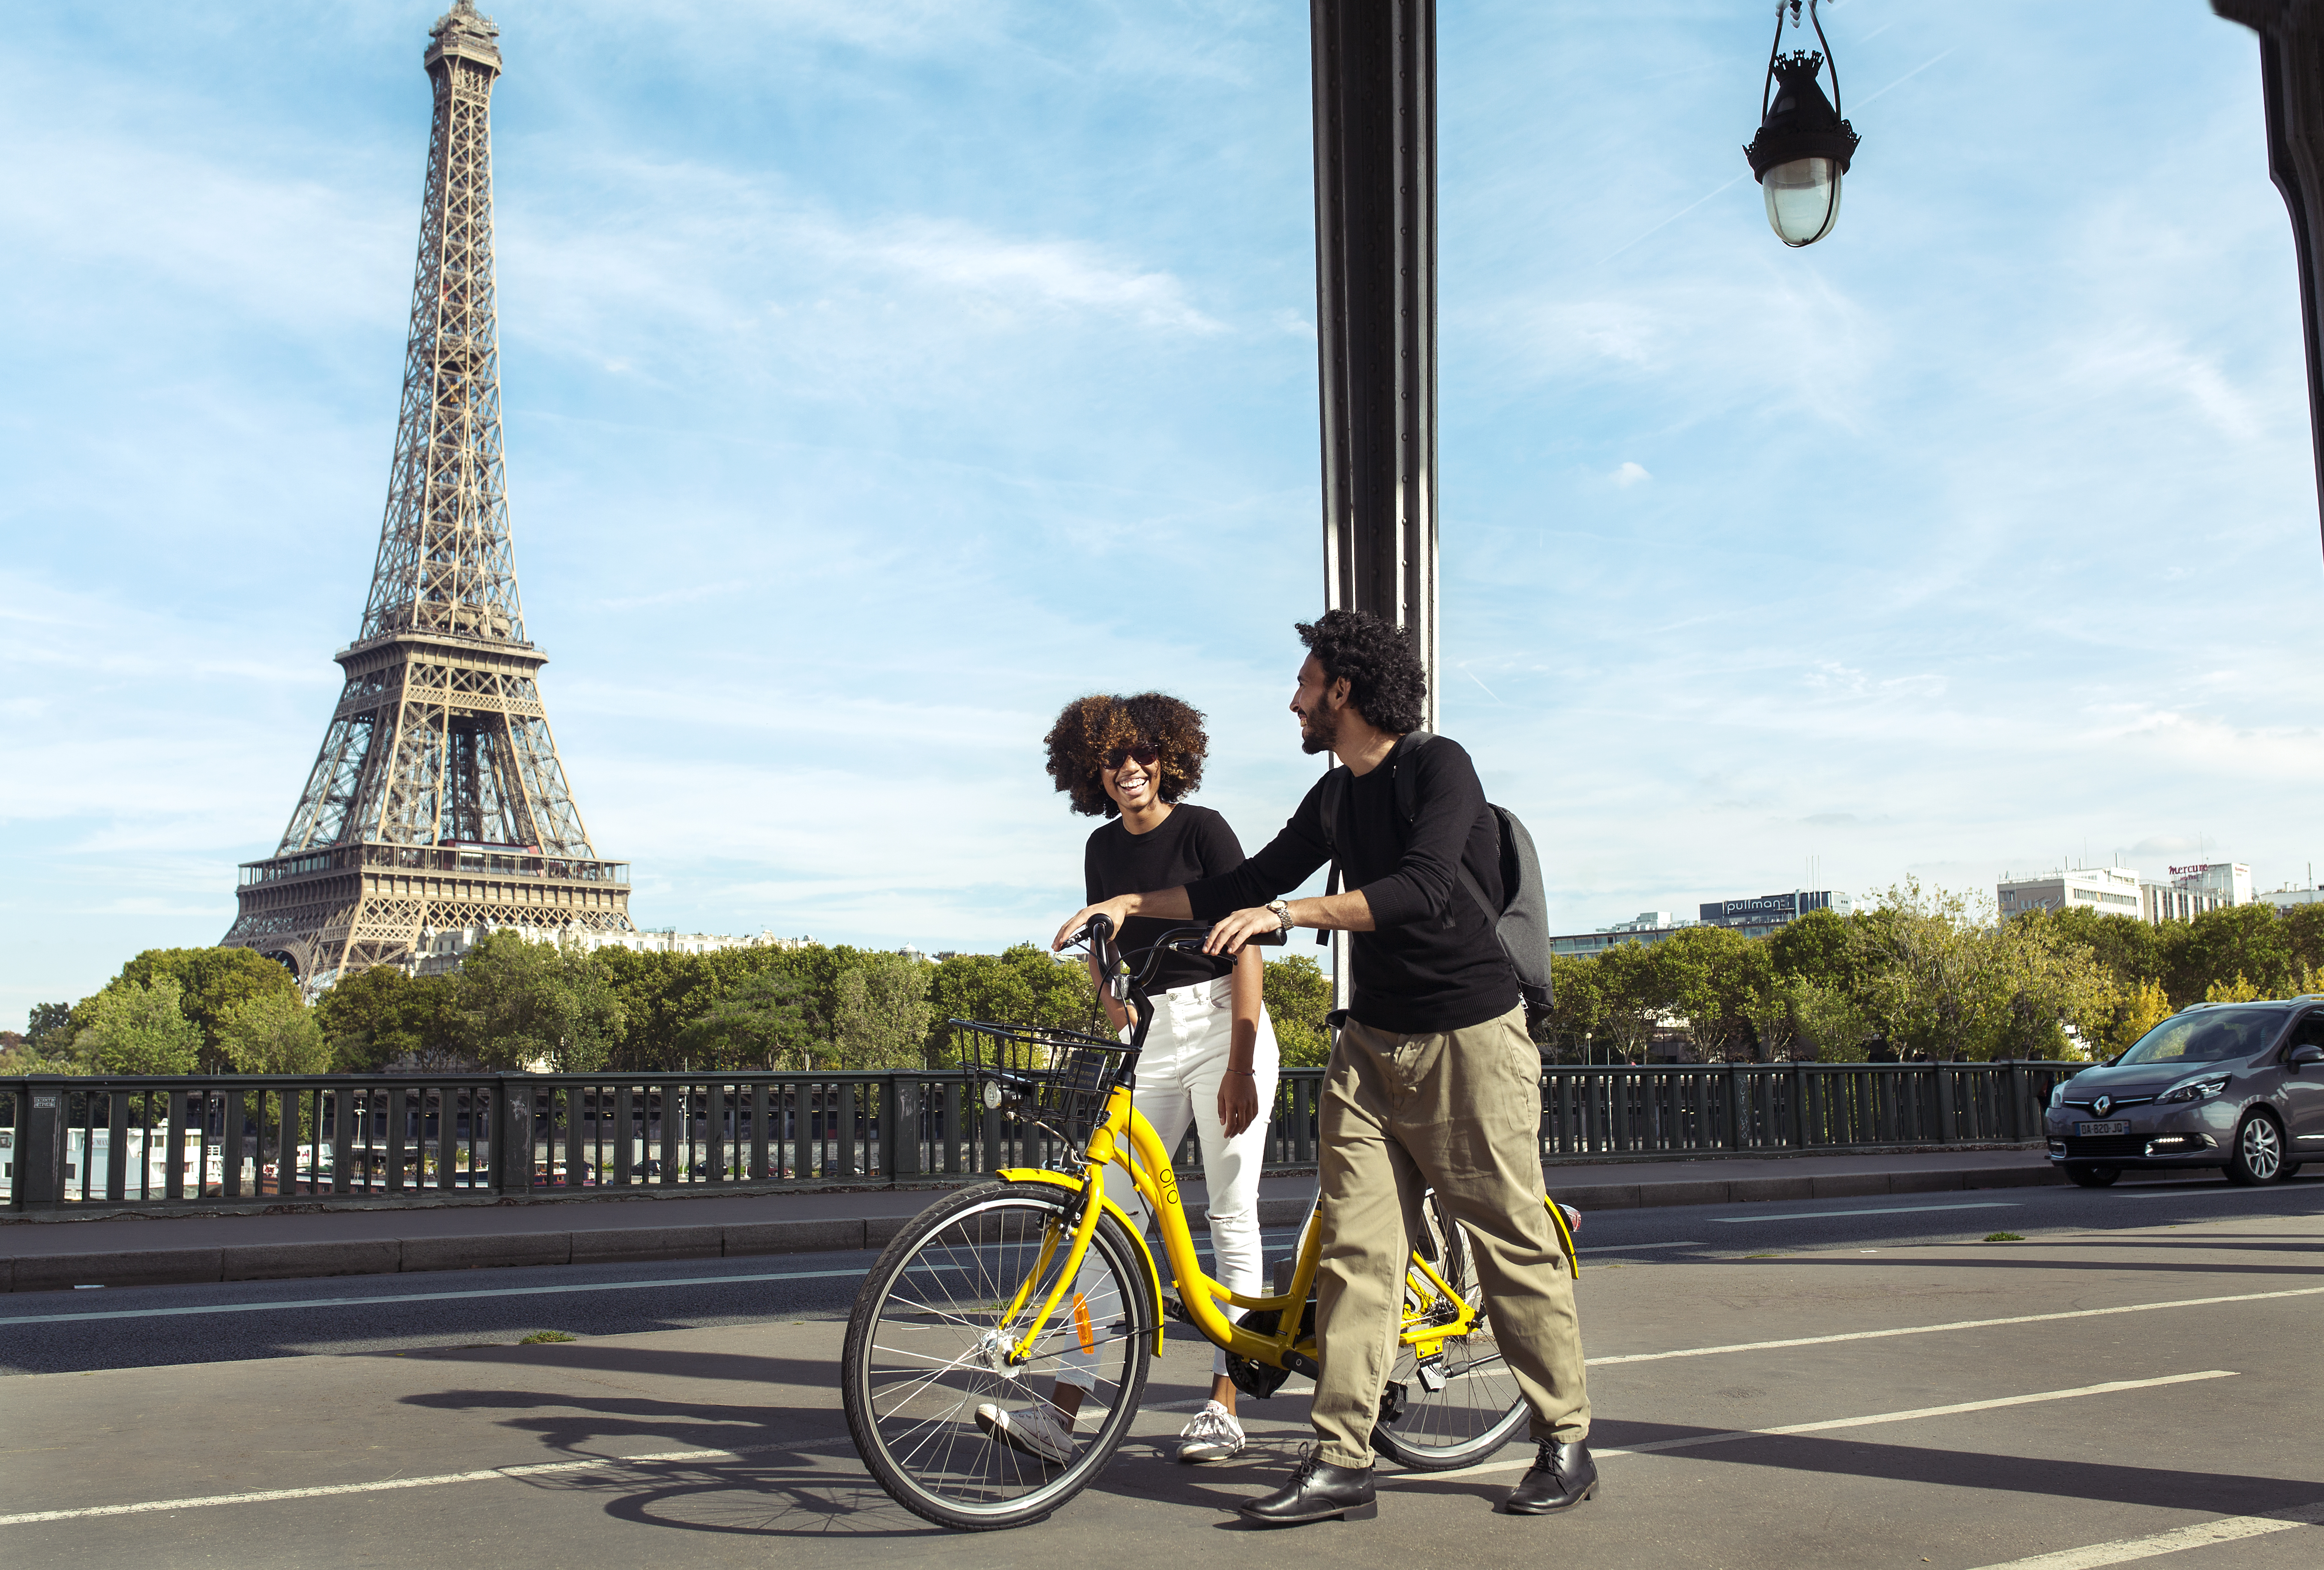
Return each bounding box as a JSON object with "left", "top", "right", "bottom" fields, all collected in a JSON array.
[
  {"left": 0, "top": 1439, "right": 860, "bottom": 1527},
  {"left": 1584, "top": 1284, "right": 2324, "bottom": 1366},
  {"left": 1713, "top": 1203, "right": 2020, "bottom": 1223},
  {"left": 1964, "top": 1500, "right": 2324, "bottom": 1569},
  {"left": 1577, "top": 1241, "right": 1702, "bottom": 1254},
  {"left": 1416, "top": 1371, "right": 2240, "bottom": 1483},
  {"left": 0, "top": 1268, "right": 874, "bottom": 1326}
]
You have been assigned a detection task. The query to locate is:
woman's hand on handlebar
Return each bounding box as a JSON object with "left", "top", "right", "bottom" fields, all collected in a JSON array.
[
  {"left": 1201, "top": 905, "right": 1285, "bottom": 957},
  {"left": 1054, "top": 896, "right": 1137, "bottom": 953}
]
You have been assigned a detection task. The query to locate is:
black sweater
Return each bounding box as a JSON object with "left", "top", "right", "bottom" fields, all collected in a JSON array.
[
  {"left": 1085, "top": 804, "right": 1244, "bottom": 995},
  {"left": 1184, "top": 733, "right": 1517, "bottom": 1034}
]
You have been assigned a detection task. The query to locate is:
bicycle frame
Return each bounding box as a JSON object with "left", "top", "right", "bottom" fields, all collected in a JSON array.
[{"left": 994, "top": 1079, "right": 1483, "bottom": 1374}]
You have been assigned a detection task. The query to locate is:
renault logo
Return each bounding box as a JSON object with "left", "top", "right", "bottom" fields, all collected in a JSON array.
[{"left": 2094, "top": 1095, "right": 2112, "bottom": 1117}]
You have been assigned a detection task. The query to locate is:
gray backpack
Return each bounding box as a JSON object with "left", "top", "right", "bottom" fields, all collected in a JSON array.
[{"left": 1316, "top": 731, "right": 1554, "bottom": 1015}]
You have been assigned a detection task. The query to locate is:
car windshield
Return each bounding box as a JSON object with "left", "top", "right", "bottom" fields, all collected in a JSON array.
[{"left": 2117, "top": 1008, "right": 2279, "bottom": 1065}]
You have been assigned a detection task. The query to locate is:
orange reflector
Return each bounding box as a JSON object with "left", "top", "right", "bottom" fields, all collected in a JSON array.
[{"left": 1073, "top": 1294, "right": 1095, "bottom": 1354}]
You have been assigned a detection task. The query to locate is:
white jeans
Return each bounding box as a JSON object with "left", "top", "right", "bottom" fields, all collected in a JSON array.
[{"left": 1057, "top": 976, "right": 1280, "bottom": 1387}]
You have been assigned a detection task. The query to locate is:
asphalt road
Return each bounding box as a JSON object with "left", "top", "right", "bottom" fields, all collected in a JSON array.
[
  {"left": 3, "top": 1172, "right": 2319, "bottom": 1375},
  {"left": 3, "top": 1187, "right": 2319, "bottom": 1570}
]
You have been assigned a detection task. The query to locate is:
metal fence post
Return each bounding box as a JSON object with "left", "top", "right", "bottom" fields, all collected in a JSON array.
[
  {"left": 1725, "top": 1063, "right": 1746, "bottom": 1151},
  {"left": 2004, "top": 1060, "right": 2027, "bottom": 1141},
  {"left": 18, "top": 1080, "right": 63, "bottom": 1210},
  {"left": 1789, "top": 1060, "right": 1811, "bottom": 1148},
  {"left": 1935, "top": 1062, "right": 1958, "bottom": 1144},
  {"left": 882, "top": 1075, "right": 924, "bottom": 1182},
  {"left": 494, "top": 1078, "right": 534, "bottom": 1194}
]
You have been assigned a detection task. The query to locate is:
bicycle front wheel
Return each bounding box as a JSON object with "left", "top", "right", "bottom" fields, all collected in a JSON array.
[
  {"left": 1370, "top": 1187, "right": 1531, "bottom": 1470},
  {"left": 841, "top": 1180, "right": 1155, "bottom": 1531}
]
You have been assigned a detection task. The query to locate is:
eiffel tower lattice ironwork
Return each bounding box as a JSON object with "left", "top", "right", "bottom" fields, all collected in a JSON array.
[{"left": 223, "top": 1, "right": 633, "bottom": 984}]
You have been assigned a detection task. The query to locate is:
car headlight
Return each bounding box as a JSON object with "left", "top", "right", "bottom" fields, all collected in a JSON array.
[
  {"left": 2157, "top": 1075, "right": 2230, "bottom": 1104},
  {"left": 2049, "top": 1084, "right": 2069, "bottom": 1109}
]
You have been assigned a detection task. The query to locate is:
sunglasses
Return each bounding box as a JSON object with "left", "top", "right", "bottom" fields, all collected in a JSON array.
[{"left": 1104, "top": 746, "right": 1161, "bottom": 770}]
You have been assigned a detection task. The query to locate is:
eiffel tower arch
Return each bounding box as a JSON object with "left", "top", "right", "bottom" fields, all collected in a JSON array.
[{"left": 223, "top": 2, "right": 634, "bottom": 985}]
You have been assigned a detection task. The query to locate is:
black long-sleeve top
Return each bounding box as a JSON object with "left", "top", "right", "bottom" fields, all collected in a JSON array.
[{"left": 1184, "top": 733, "right": 1517, "bottom": 1034}]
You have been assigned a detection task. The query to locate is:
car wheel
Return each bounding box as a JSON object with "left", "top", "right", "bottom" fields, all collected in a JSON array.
[
  {"left": 2224, "top": 1112, "right": 2288, "bottom": 1186},
  {"left": 2064, "top": 1163, "right": 2119, "bottom": 1188}
]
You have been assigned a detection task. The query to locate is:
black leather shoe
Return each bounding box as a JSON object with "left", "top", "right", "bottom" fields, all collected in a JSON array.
[
  {"left": 1502, "top": 1439, "right": 1596, "bottom": 1514},
  {"left": 1238, "top": 1453, "right": 1377, "bottom": 1525}
]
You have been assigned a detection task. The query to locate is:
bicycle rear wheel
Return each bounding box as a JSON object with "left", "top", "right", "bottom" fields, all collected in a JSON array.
[
  {"left": 1370, "top": 1187, "right": 1531, "bottom": 1470},
  {"left": 842, "top": 1180, "right": 1155, "bottom": 1531}
]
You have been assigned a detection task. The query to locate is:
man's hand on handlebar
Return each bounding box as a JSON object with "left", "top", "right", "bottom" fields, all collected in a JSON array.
[
  {"left": 1054, "top": 897, "right": 1137, "bottom": 954},
  {"left": 1201, "top": 905, "right": 1286, "bottom": 957}
]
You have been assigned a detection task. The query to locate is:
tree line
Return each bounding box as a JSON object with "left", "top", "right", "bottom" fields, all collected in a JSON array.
[
  {"left": 0, "top": 934, "right": 1337, "bottom": 1077},
  {"left": 7, "top": 883, "right": 2317, "bottom": 1077},
  {"left": 1536, "top": 880, "right": 2324, "bottom": 1063}
]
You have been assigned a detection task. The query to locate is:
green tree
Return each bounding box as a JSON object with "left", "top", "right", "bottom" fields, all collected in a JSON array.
[
  {"left": 87, "top": 948, "right": 300, "bottom": 1072},
  {"left": 1655, "top": 925, "right": 1767, "bottom": 1062},
  {"left": 78, "top": 976, "right": 203, "bottom": 1075},
  {"left": 924, "top": 944, "right": 1108, "bottom": 1065},
  {"left": 1853, "top": 880, "right": 2005, "bottom": 1059},
  {"left": 456, "top": 932, "right": 625, "bottom": 1072},
  {"left": 2171, "top": 905, "right": 2293, "bottom": 1005},
  {"left": 676, "top": 967, "right": 826, "bottom": 1070},
  {"left": 1537, "top": 954, "right": 1607, "bottom": 1062},
  {"left": 1787, "top": 977, "right": 1871, "bottom": 1061},
  {"left": 1262, "top": 954, "right": 1334, "bottom": 1067},
  {"left": 1591, "top": 940, "right": 1670, "bottom": 1063},
  {"left": 1766, "top": 907, "right": 1859, "bottom": 993},
  {"left": 314, "top": 967, "right": 464, "bottom": 1070},
  {"left": 834, "top": 952, "right": 936, "bottom": 1069},
  {"left": 216, "top": 990, "right": 334, "bottom": 1075}
]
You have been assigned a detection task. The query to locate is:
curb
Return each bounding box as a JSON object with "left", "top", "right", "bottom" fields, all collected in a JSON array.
[{"left": 1, "top": 1161, "right": 2065, "bottom": 1294}]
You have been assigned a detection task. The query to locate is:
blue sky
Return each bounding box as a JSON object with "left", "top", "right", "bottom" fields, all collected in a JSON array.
[{"left": 5, "top": 0, "right": 2321, "bottom": 1026}]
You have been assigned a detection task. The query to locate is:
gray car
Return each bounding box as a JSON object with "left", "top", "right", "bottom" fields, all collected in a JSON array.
[{"left": 2045, "top": 999, "right": 2324, "bottom": 1187}]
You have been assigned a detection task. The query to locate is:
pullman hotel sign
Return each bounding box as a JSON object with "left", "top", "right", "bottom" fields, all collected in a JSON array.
[{"left": 1699, "top": 890, "right": 1849, "bottom": 928}]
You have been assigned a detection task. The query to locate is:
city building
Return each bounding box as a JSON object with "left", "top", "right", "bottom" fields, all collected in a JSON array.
[
  {"left": 1698, "top": 890, "right": 1853, "bottom": 937},
  {"left": 2165, "top": 862, "right": 2252, "bottom": 906},
  {"left": 1998, "top": 862, "right": 2243, "bottom": 925},
  {"left": 2263, "top": 886, "right": 2324, "bottom": 914},
  {"left": 1550, "top": 889, "right": 1853, "bottom": 958},
  {"left": 1997, "top": 866, "right": 2145, "bottom": 920},
  {"left": 1549, "top": 913, "right": 1691, "bottom": 959}
]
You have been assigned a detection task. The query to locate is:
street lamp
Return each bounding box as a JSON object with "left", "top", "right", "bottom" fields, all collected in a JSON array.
[{"left": 1744, "top": 0, "right": 1861, "bottom": 247}]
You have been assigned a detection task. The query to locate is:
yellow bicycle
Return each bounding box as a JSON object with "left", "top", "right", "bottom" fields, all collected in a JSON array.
[{"left": 840, "top": 916, "right": 1580, "bottom": 1530}]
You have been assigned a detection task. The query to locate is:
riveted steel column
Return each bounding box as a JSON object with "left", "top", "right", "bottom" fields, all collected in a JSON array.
[
  {"left": 1313, "top": 0, "right": 1439, "bottom": 1014},
  {"left": 2217, "top": 1, "right": 2324, "bottom": 553}
]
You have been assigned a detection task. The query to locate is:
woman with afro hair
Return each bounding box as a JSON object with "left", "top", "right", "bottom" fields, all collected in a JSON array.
[{"left": 972, "top": 692, "right": 1280, "bottom": 1469}]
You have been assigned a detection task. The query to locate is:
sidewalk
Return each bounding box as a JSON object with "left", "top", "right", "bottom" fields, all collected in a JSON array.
[{"left": 0, "top": 1146, "right": 2085, "bottom": 1293}]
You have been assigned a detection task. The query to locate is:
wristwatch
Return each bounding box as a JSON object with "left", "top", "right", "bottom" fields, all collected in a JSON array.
[{"left": 1265, "top": 899, "right": 1294, "bottom": 932}]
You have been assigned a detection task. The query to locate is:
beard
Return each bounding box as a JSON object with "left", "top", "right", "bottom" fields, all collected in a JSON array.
[{"left": 1298, "top": 707, "right": 1338, "bottom": 756}]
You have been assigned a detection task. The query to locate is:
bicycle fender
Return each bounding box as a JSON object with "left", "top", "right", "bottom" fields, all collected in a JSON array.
[{"left": 993, "top": 1168, "right": 1167, "bottom": 1353}]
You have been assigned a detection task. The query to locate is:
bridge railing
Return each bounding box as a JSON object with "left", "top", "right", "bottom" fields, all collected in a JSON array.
[{"left": 0, "top": 1059, "right": 2074, "bottom": 1210}]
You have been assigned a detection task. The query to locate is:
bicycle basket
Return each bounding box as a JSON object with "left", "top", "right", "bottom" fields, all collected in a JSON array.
[{"left": 948, "top": 1018, "right": 1132, "bottom": 1156}]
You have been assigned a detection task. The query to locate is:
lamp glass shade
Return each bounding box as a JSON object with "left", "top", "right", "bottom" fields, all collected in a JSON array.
[{"left": 1762, "top": 156, "right": 1842, "bottom": 247}]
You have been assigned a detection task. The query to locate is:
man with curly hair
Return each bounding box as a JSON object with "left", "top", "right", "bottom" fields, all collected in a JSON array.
[{"left": 1054, "top": 609, "right": 1592, "bottom": 1524}]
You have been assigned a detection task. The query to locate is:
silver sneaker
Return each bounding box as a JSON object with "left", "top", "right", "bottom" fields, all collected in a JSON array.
[
  {"left": 973, "top": 1400, "right": 1075, "bottom": 1465},
  {"left": 1175, "top": 1399, "right": 1246, "bottom": 1463}
]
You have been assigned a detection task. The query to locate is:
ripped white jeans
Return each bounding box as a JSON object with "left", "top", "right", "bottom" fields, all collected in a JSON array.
[{"left": 1057, "top": 975, "right": 1281, "bottom": 1388}]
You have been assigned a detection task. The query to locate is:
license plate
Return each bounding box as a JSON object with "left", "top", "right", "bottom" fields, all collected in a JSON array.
[{"left": 2075, "top": 1120, "right": 2130, "bottom": 1136}]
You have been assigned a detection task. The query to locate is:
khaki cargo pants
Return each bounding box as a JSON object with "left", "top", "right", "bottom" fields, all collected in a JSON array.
[{"left": 1309, "top": 1003, "right": 1591, "bottom": 1468}]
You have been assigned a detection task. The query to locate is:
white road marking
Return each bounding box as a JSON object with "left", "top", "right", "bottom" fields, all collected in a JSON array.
[
  {"left": 1577, "top": 1241, "right": 1702, "bottom": 1254},
  {"left": 1713, "top": 1202, "right": 2020, "bottom": 1223},
  {"left": 1417, "top": 1371, "right": 2240, "bottom": 1483},
  {"left": 0, "top": 1268, "right": 872, "bottom": 1327},
  {"left": 1585, "top": 1284, "right": 2324, "bottom": 1366},
  {"left": 0, "top": 1372, "right": 2240, "bottom": 1526},
  {"left": 0, "top": 1438, "right": 867, "bottom": 1527},
  {"left": 2118, "top": 1186, "right": 2317, "bottom": 1199},
  {"left": 1963, "top": 1500, "right": 2324, "bottom": 1569}
]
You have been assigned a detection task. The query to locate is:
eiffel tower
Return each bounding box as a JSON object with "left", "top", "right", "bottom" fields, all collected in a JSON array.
[{"left": 223, "top": 1, "right": 633, "bottom": 984}]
